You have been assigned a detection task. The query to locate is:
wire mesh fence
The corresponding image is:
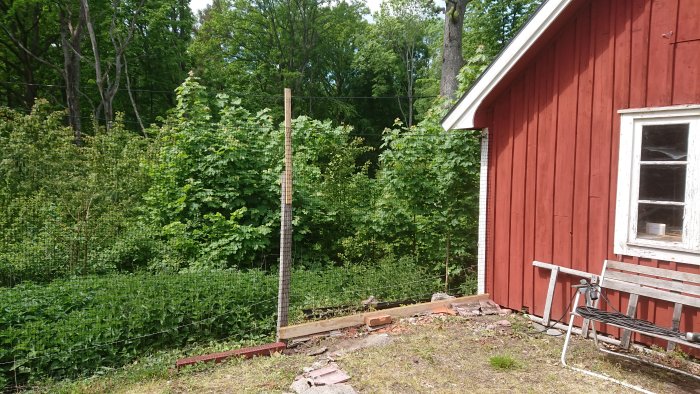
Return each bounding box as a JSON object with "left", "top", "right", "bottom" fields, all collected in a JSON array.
[{"left": 0, "top": 87, "right": 481, "bottom": 391}]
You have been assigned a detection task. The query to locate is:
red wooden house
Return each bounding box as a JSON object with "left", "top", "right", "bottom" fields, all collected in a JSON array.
[{"left": 442, "top": 0, "right": 699, "bottom": 343}]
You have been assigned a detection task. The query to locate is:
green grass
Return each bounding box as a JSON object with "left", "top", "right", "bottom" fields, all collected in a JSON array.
[{"left": 489, "top": 355, "right": 518, "bottom": 370}]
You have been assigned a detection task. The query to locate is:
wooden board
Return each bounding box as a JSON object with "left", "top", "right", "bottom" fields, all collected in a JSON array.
[
  {"left": 522, "top": 63, "right": 540, "bottom": 313},
  {"left": 508, "top": 76, "right": 527, "bottom": 310},
  {"left": 571, "top": 3, "right": 593, "bottom": 276},
  {"left": 629, "top": 0, "right": 650, "bottom": 108},
  {"left": 176, "top": 342, "right": 286, "bottom": 369},
  {"left": 646, "top": 0, "right": 678, "bottom": 107},
  {"left": 278, "top": 294, "right": 490, "bottom": 340},
  {"left": 552, "top": 24, "right": 579, "bottom": 320},
  {"left": 607, "top": 260, "right": 700, "bottom": 283},
  {"left": 602, "top": 279, "right": 700, "bottom": 308},
  {"left": 533, "top": 46, "right": 557, "bottom": 317},
  {"left": 493, "top": 95, "right": 513, "bottom": 307},
  {"left": 672, "top": 0, "right": 700, "bottom": 104}
]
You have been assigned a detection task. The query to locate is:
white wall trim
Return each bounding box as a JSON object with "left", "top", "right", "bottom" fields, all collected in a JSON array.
[
  {"left": 477, "top": 129, "right": 489, "bottom": 294},
  {"left": 441, "top": 0, "right": 574, "bottom": 131}
]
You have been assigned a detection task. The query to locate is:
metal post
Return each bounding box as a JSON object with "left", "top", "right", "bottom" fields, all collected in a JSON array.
[{"left": 277, "top": 88, "right": 293, "bottom": 341}]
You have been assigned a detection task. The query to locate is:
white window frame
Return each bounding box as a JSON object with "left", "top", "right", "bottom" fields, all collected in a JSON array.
[{"left": 614, "top": 105, "right": 700, "bottom": 265}]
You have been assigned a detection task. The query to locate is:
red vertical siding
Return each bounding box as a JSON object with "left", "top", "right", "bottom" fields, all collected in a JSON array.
[
  {"left": 522, "top": 65, "right": 540, "bottom": 312},
  {"left": 484, "top": 0, "right": 699, "bottom": 342},
  {"left": 508, "top": 77, "right": 527, "bottom": 309}
]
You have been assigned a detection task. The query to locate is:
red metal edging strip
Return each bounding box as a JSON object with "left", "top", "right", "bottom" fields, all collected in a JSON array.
[{"left": 176, "top": 342, "right": 286, "bottom": 369}]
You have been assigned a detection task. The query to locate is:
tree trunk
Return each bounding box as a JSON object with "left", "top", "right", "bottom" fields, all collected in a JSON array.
[
  {"left": 440, "top": 0, "right": 470, "bottom": 99},
  {"left": 59, "top": 7, "right": 84, "bottom": 144}
]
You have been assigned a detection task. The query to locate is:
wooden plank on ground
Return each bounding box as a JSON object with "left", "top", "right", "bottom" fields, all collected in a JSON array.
[
  {"left": 279, "top": 294, "right": 490, "bottom": 340},
  {"left": 176, "top": 342, "right": 286, "bottom": 369}
]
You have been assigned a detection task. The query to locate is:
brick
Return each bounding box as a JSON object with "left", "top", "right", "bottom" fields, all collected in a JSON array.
[
  {"left": 176, "top": 341, "right": 286, "bottom": 369},
  {"left": 364, "top": 314, "right": 392, "bottom": 327}
]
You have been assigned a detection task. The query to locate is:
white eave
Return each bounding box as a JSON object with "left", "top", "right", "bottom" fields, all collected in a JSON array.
[{"left": 441, "top": 0, "right": 575, "bottom": 131}]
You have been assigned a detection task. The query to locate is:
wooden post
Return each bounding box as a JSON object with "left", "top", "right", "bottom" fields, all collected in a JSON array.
[{"left": 277, "top": 88, "right": 293, "bottom": 341}]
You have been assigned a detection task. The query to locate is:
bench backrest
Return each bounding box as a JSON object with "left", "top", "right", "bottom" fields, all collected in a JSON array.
[{"left": 601, "top": 260, "right": 700, "bottom": 309}]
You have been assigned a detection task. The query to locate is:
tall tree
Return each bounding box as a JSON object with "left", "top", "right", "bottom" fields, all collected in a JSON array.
[
  {"left": 0, "top": 0, "right": 60, "bottom": 109},
  {"left": 81, "top": 0, "right": 144, "bottom": 131},
  {"left": 439, "top": 0, "right": 470, "bottom": 99},
  {"left": 58, "top": 1, "right": 85, "bottom": 142},
  {"left": 355, "top": 0, "right": 437, "bottom": 127},
  {"left": 190, "top": 0, "right": 368, "bottom": 121}
]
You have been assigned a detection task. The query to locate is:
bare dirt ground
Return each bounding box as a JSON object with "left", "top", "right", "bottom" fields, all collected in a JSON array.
[{"left": 78, "top": 312, "right": 699, "bottom": 394}]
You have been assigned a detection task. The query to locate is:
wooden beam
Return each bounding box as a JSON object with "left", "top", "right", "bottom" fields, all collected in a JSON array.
[
  {"left": 667, "top": 303, "right": 683, "bottom": 352},
  {"left": 620, "top": 293, "right": 639, "bottom": 349},
  {"left": 542, "top": 266, "right": 559, "bottom": 326},
  {"left": 279, "top": 294, "right": 490, "bottom": 340},
  {"left": 176, "top": 342, "right": 286, "bottom": 369}
]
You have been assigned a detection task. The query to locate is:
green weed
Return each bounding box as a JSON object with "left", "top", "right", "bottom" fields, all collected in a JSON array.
[{"left": 489, "top": 355, "right": 518, "bottom": 370}]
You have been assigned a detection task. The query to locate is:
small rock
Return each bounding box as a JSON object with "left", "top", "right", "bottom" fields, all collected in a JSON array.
[
  {"left": 329, "top": 330, "right": 343, "bottom": 337},
  {"left": 486, "top": 324, "right": 496, "bottom": 330},
  {"left": 310, "top": 360, "right": 329, "bottom": 369},
  {"left": 305, "top": 384, "right": 357, "bottom": 394},
  {"left": 361, "top": 296, "right": 378, "bottom": 306},
  {"left": 307, "top": 347, "right": 328, "bottom": 356},
  {"left": 290, "top": 378, "right": 313, "bottom": 393},
  {"left": 496, "top": 319, "right": 511, "bottom": 327},
  {"left": 530, "top": 322, "right": 546, "bottom": 332},
  {"left": 498, "top": 309, "right": 512, "bottom": 316},
  {"left": 289, "top": 337, "right": 312, "bottom": 348},
  {"left": 479, "top": 299, "right": 502, "bottom": 315},
  {"left": 431, "top": 292, "right": 455, "bottom": 302},
  {"left": 545, "top": 328, "right": 562, "bottom": 336}
]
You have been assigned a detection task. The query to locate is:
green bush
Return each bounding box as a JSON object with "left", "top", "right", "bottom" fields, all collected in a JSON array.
[{"left": 0, "top": 260, "right": 437, "bottom": 388}]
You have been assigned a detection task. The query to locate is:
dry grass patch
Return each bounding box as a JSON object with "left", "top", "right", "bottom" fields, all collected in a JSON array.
[{"left": 41, "top": 314, "right": 699, "bottom": 394}]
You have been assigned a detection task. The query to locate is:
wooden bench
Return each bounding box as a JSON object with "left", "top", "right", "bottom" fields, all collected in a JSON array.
[{"left": 561, "top": 260, "right": 700, "bottom": 385}]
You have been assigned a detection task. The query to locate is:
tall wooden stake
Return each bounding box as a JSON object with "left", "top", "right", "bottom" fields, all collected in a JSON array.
[{"left": 277, "top": 88, "right": 293, "bottom": 340}]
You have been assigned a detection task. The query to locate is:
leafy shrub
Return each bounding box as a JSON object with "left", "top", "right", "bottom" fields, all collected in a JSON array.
[
  {"left": 0, "top": 260, "right": 436, "bottom": 388},
  {"left": 0, "top": 104, "right": 153, "bottom": 285}
]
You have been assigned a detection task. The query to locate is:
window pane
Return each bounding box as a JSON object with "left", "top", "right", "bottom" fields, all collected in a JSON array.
[
  {"left": 641, "top": 124, "right": 689, "bottom": 161},
  {"left": 639, "top": 164, "right": 686, "bottom": 202},
  {"left": 636, "top": 203, "right": 683, "bottom": 242}
]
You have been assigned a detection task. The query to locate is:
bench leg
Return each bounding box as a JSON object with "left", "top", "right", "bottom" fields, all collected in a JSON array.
[
  {"left": 559, "top": 293, "right": 657, "bottom": 394},
  {"left": 560, "top": 311, "right": 576, "bottom": 366},
  {"left": 589, "top": 320, "right": 599, "bottom": 348},
  {"left": 560, "top": 292, "right": 580, "bottom": 367}
]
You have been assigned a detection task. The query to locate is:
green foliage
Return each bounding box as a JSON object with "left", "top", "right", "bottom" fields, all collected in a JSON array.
[
  {"left": 0, "top": 260, "right": 435, "bottom": 387},
  {"left": 145, "top": 75, "right": 375, "bottom": 271},
  {"left": 145, "top": 75, "right": 279, "bottom": 270},
  {"left": 0, "top": 270, "right": 276, "bottom": 385},
  {"left": 462, "top": 0, "right": 542, "bottom": 59},
  {"left": 354, "top": 0, "right": 440, "bottom": 127},
  {"left": 0, "top": 102, "right": 152, "bottom": 285},
  {"left": 489, "top": 354, "right": 519, "bottom": 370},
  {"left": 367, "top": 107, "right": 482, "bottom": 286},
  {"left": 189, "top": 0, "right": 369, "bottom": 121}
]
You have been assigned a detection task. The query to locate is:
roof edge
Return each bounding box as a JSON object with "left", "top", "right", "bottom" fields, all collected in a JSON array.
[{"left": 441, "top": 0, "right": 575, "bottom": 131}]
